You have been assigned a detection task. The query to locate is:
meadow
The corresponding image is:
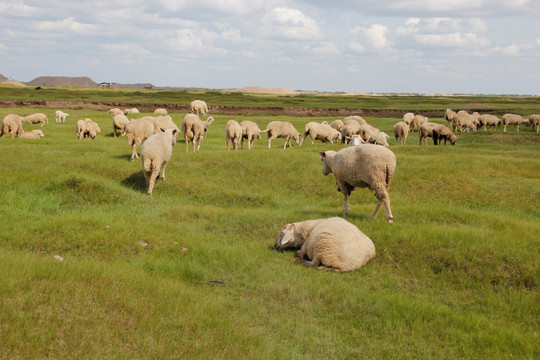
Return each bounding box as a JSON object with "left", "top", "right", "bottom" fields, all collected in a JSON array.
[{"left": 0, "top": 89, "right": 539, "bottom": 359}]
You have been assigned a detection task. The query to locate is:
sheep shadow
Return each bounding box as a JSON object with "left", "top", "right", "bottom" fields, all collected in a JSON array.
[
  {"left": 113, "top": 154, "right": 134, "bottom": 161},
  {"left": 121, "top": 171, "right": 147, "bottom": 193}
]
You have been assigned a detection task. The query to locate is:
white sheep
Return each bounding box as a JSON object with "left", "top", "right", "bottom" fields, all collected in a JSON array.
[
  {"left": 22, "top": 113, "right": 48, "bottom": 126},
  {"left": 444, "top": 109, "right": 457, "bottom": 130},
  {"left": 113, "top": 114, "right": 130, "bottom": 138},
  {"left": 477, "top": 114, "right": 501, "bottom": 131},
  {"left": 329, "top": 119, "right": 344, "bottom": 133},
  {"left": 76, "top": 118, "right": 101, "bottom": 140},
  {"left": 454, "top": 112, "right": 478, "bottom": 132},
  {"left": 153, "top": 108, "right": 168, "bottom": 115},
  {"left": 19, "top": 129, "right": 45, "bottom": 139},
  {"left": 320, "top": 144, "right": 396, "bottom": 223},
  {"left": 125, "top": 118, "right": 155, "bottom": 161},
  {"left": 240, "top": 120, "right": 263, "bottom": 150},
  {"left": 358, "top": 124, "right": 389, "bottom": 146},
  {"left": 1, "top": 114, "right": 24, "bottom": 138},
  {"left": 341, "top": 123, "right": 361, "bottom": 144},
  {"left": 528, "top": 114, "right": 540, "bottom": 132},
  {"left": 347, "top": 134, "right": 366, "bottom": 146},
  {"left": 151, "top": 115, "right": 179, "bottom": 134},
  {"left": 262, "top": 121, "right": 301, "bottom": 149},
  {"left": 418, "top": 122, "right": 443, "bottom": 145},
  {"left": 432, "top": 125, "right": 457, "bottom": 145},
  {"left": 392, "top": 121, "right": 409, "bottom": 145},
  {"left": 301, "top": 122, "right": 342, "bottom": 145},
  {"left": 55, "top": 110, "right": 69, "bottom": 123},
  {"left": 501, "top": 113, "right": 524, "bottom": 132},
  {"left": 225, "top": 119, "right": 243, "bottom": 150},
  {"left": 402, "top": 112, "right": 415, "bottom": 125},
  {"left": 409, "top": 115, "right": 428, "bottom": 132},
  {"left": 140, "top": 128, "right": 178, "bottom": 196},
  {"left": 190, "top": 100, "right": 208, "bottom": 116},
  {"left": 123, "top": 108, "right": 140, "bottom": 115},
  {"left": 343, "top": 115, "right": 367, "bottom": 126},
  {"left": 108, "top": 108, "right": 124, "bottom": 116},
  {"left": 274, "top": 217, "right": 376, "bottom": 272},
  {"left": 201, "top": 116, "right": 215, "bottom": 138},
  {"left": 181, "top": 114, "right": 205, "bottom": 152}
]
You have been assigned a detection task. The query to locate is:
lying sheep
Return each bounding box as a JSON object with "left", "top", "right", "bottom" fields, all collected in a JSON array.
[
  {"left": 320, "top": 144, "right": 396, "bottom": 223},
  {"left": 262, "top": 121, "right": 301, "bottom": 149},
  {"left": 274, "top": 217, "right": 376, "bottom": 272},
  {"left": 19, "top": 129, "right": 45, "bottom": 139},
  {"left": 153, "top": 108, "right": 168, "bottom": 115},
  {"left": 393, "top": 121, "right": 409, "bottom": 145},
  {"left": 23, "top": 113, "right": 48, "bottom": 126},
  {"left": 76, "top": 118, "right": 101, "bottom": 140},
  {"left": 123, "top": 108, "right": 140, "bottom": 115},
  {"left": 225, "top": 119, "right": 243, "bottom": 150},
  {"left": 181, "top": 114, "right": 205, "bottom": 152},
  {"left": 125, "top": 118, "right": 155, "bottom": 160},
  {"left": 432, "top": 125, "right": 457, "bottom": 145},
  {"left": 108, "top": 108, "right": 124, "bottom": 116},
  {"left": 1, "top": 114, "right": 24, "bottom": 138},
  {"left": 240, "top": 120, "right": 263, "bottom": 149},
  {"left": 528, "top": 114, "right": 540, "bottom": 132},
  {"left": 501, "top": 113, "right": 524, "bottom": 132},
  {"left": 140, "top": 128, "right": 178, "bottom": 196},
  {"left": 402, "top": 112, "right": 415, "bottom": 125},
  {"left": 409, "top": 115, "right": 428, "bottom": 132},
  {"left": 55, "top": 110, "right": 69, "bottom": 123},
  {"left": 302, "top": 122, "right": 342, "bottom": 145},
  {"left": 113, "top": 114, "right": 130, "bottom": 138},
  {"left": 347, "top": 134, "right": 366, "bottom": 146},
  {"left": 343, "top": 115, "right": 367, "bottom": 126},
  {"left": 190, "top": 100, "right": 208, "bottom": 116}
]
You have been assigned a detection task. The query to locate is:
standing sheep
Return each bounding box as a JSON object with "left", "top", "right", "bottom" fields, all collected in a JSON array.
[
  {"left": 477, "top": 114, "right": 501, "bottom": 131},
  {"left": 19, "top": 129, "right": 45, "bottom": 139},
  {"left": 402, "top": 112, "right": 415, "bottom": 125},
  {"left": 181, "top": 114, "right": 205, "bottom": 152},
  {"left": 108, "top": 108, "right": 124, "bottom": 116},
  {"left": 274, "top": 217, "right": 376, "bottom": 272},
  {"left": 418, "top": 122, "right": 443, "bottom": 145},
  {"left": 55, "top": 110, "right": 69, "bottom": 123},
  {"left": 393, "top": 121, "right": 409, "bottom": 145},
  {"left": 454, "top": 112, "right": 478, "bottom": 132},
  {"left": 1, "top": 114, "right": 24, "bottom": 138},
  {"left": 329, "top": 119, "right": 344, "bottom": 133},
  {"left": 343, "top": 115, "right": 367, "bottom": 126},
  {"left": 76, "top": 119, "right": 101, "bottom": 140},
  {"left": 409, "top": 115, "right": 428, "bottom": 132},
  {"left": 262, "top": 121, "right": 301, "bottom": 149},
  {"left": 347, "top": 134, "right": 366, "bottom": 146},
  {"left": 358, "top": 124, "right": 389, "bottom": 146},
  {"left": 432, "top": 125, "right": 457, "bottom": 145},
  {"left": 444, "top": 109, "right": 458, "bottom": 130},
  {"left": 125, "top": 118, "right": 155, "bottom": 161},
  {"left": 301, "top": 122, "right": 342, "bottom": 145},
  {"left": 23, "top": 113, "right": 48, "bottom": 126},
  {"left": 225, "top": 119, "right": 243, "bottom": 150},
  {"left": 320, "top": 145, "right": 396, "bottom": 223},
  {"left": 240, "top": 120, "right": 263, "bottom": 150},
  {"left": 113, "top": 114, "right": 130, "bottom": 138},
  {"left": 528, "top": 114, "right": 540, "bottom": 132},
  {"left": 201, "top": 116, "right": 215, "bottom": 138},
  {"left": 501, "top": 113, "right": 524, "bottom": 132},
  {"left": 140, "top": 128, "right": 178, "bottom": 196},
  {"left": 341, "top": 123, "right": 361, "bottom": 144},
  {"left": 190, "top": 100, "right": 208, "bottom": 116}
]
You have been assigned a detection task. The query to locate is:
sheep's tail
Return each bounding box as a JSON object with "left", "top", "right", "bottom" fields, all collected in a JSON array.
[{"left": 385, "top": 164, "right": 394, "bottom": 190}]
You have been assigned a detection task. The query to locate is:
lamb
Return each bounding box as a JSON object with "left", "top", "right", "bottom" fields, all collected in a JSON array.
[
  {"left": 432, "top": 125, "right": 457, "bottom": 145},
  {"left": 347, "top": 134, "right": 366, "bottom": 146},
  {"left": 418, "top": 122, "right": 443, "bottom": 145},
  {"left": 320, "top": 144, "right": 396, "bottom": 223},
  {"left": 261, "top": 121, "right": 301, "bottom": 149},
  {"left": 477, "top": 114, "right": 501, "bottom": 131},
  {"left": 409, "top": 115, "right": 428, "bottom": 132},
  {"left": 76, "top": 118, "right": 101, "bottom": 140},
  {"left": 402, "top": 112, "right": 415, "bottom": 125},
  {"left": 113, "top": 114, "right": 130, "bottom": 137},
  {"left": 528, "top": 114, "right": 540, "bottom": 132},
  {"left": 1, "top": 114, "right": 24, "bottom": 138},
  {"left": 274, "top": 217, "right": 376, "bottom": 272},
  {"left": 358, "top": 124, "right": 389, "bottom": 146},
  {"left": 19, "top": 129, "right": 45, "bottom": 139},
  {"left": 225, "top": 119, "right": 243, "bottom": 150},
  {"left": 140, "top": 128, "right": 178, "bottom": 196},
  {"left": 392, "top": 121, "right": 409, "bottom": 145},
  {"left": 55, "top": 110, "right": 69, "bottom": 123},
  {"left": 201, "top": 116, "right": 215, "bottom": 138},
  {"left": 22, "top": 113, "right": 48, "bottom": 126},
  {"left": 108, "top": 108, "right": 124, "bottom": 116},
  {"left": 301, "top": 122, "right": 342, "bottom": 145},
  {"left": 153, "top": 108, "right": 168, "bottom": 115},
  {"left": 240, "top": 120, "right": 263, "bottom": 149},
  {"left": 125, "top": 118, "right": 155, "bottom": 160},
  {"left": 123, "top": 108, "right": 140, "bottom": 115},
  {"left": 501, "top": 113, "right": 524, "bottom": 132},
  {"left": 190, "top": 100, "right": 208, "bottom": 116},
  {"left": 343, "top": 115, "right": 367, "bottom": 126},
  {"left": 181, "top": 114, "right": 205, "bottom": 152}
]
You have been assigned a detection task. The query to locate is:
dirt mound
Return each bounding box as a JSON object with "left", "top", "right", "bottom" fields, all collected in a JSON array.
[
  {"left": 1, "top": 80, "right": 27, "bottom": 87},
  {"left": 26, "top": 76, "right": 97, "bottom": 88},
  {"left": 229, "top": 86, "right": 299, "bottom": 95},
  {"left": 0, "top": 74, "right": 7, "bottom": 82}
]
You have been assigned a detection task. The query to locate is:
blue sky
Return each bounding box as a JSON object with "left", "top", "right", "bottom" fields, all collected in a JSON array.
[{"left": 1, "top": 0, "right": 539, "bottom": 94}]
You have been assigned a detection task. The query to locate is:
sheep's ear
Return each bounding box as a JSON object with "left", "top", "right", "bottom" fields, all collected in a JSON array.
[
  {"left": 172, "top": 129, "right": 178, "bottom": 135},
  {"left": 319, "top": 151, "right": 326, "bottom": 158},
  {"left": 280, "top": 224, "right": 294, "bottom": 245},
  {"left": 160, "top": 128, "right": 165, "bottom": 132}
]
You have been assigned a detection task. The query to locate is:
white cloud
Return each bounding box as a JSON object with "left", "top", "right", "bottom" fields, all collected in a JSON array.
[
  {"left": 37, "top": 17, "right": 98, "bottom": 35},
  {"left": 304, "top": 41, "right": 340, "bottom": 55},
  {"left": 260, "top": 7, "right": 321, "bottom": 40},
  {"left": 350, "top": 24, "right": 391, "bottom": 52},
  {"left": 414, "top": 33, "right": 491, "bottom": 48}
]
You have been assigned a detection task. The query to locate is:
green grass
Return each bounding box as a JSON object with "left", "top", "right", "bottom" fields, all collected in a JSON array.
[{"left": 0, "top": 100, "right": 539, "bottom": 359}]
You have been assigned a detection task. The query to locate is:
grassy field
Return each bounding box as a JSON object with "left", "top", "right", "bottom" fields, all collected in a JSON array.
[{"left": 0, "top": 93, "right": 539, "bottom": 359}]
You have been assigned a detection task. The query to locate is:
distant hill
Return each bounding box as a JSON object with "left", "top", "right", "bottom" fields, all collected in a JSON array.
[
  {"left": 0, "top": 74, "right": 7, "bottom": 82},
  {"left": 26, "top": 76, "right": 97, "bottom": 87}
]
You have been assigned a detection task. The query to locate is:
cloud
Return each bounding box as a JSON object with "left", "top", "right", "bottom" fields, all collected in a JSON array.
[
  {"left": 414, "top": 33, "right": 491, "bottom": 48},
  {"left": 350, "top": 24, "right": 391, "bottom": 53},
  {"left": 37, "top": 17, "right": 98, "bottom": 35},
  {"left": 304, "top": 41, "right": 340, "bottom": 55},
  {"left": 260, "top": 7, "right": 321, "bottom": 40}
]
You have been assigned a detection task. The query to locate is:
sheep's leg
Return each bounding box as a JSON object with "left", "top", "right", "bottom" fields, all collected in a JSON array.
[
  {"left": 160, "top": 161, "right": 168, "bottom": 181},
  {"left": 342, "top": 191, "right": 350, "bottom": 216},
  {"left": 147, "top": 170, "right": 159, "bottom": 196},
  {"left": 267, "top": 135, "right": 276, "bottom": 149},
  {"left": 185, "top": 136, "right": 189, "bottom": 153},
  {"left": 371, "top": 189, "right": 393, "bottom": 223},
  {"left": 130, "top": 145, "right": 138, "bottom": 161},
  {"left": 503, "top": 124, "right": 507, "bottom": 132}
]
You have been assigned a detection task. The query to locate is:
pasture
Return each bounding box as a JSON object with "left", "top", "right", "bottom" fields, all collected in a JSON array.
[{"left": 0, "top": 91, "right": 539, "bottom": 359}]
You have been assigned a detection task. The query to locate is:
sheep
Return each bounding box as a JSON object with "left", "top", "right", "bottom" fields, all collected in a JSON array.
[
  {"left": 240, "top": 120, "right": 263, "bottom": 150},
  {"left": 343, "top": 115, "right": 367, "bottom": 126},
  {"left": 418, "top": 122, "right": 443, "bottom": 145},
  {"left": 528, "top": 114, "right": 540, "bottom": 132},
  {"left": 76, "top": 118, "right": 101, "bottom": 140},
  {"left": 341, "top": 123, "right": 362, "bottom": 144},
  {"left": 22, "top": 113, "right": 48, "bottom": 126},
  {"left": 123, "top": 108, "right": 140, "bottom": 115},
  {"left": 393, "top": 121, "right": 409, "bottom": 145},
  {"left": 347, "top": 134, "right": 366, "bottom": 146},
  {"left": 444, "top": 109, "right": 457, "bottom": 130},
  {"left": 125, "top": 118, "right": 155, "bottom": 161},
  {"left": 113, "top": 114, "right": 130, "bottom": 138},
  {"left": 190, "top": 100, "right": 208, "bottom": 116},
  {"left": 55, "top": 110, "right": 69, "bottom": 123},
  {"left": 274, "top": 217, "right": 376, "bottom": 272},
  {"left": 19, "top": 129, "right": 45, "bottom": 139},
  {"left": 319, "top": 144, "right": 396, "bottom": 223},
  {"left": 329, "top": 119, "right": 344, "bottom": 133},
  {"left": 477, "top": 114, "right": 501, "bottom": 131},
  {"left": 409, "top": 115, "right": 428, "bottom": 132},
  {"left": 501, "top": 113, "right": 524, "bottom": 132},
  {"left": 140, "top": 128, "right": 178, "bottom": 196},
  {"left": 432, "top": 125, "right": 457, "bottom": 145},
  {"left": 225, "top": 119, "right": 243, "bottom": 150},
  {"left": 1, "top": 114, "right": 24, "bottom": 138},
  {"left": 201, "top": 116, "right": 215, "bottom": 138},
  {"left": 402, "top": 112, "right": 415, "bottom": 125},
  {"left": 181, "top": 114, "right": 205, "bottom": 152},
  {"left": 358, "top": 124, "right": 389, "bottom": 146},
  {"left": 261, "top": 121, "right": 301, "bottom": 149},
  {"left": 108, "top": 108, "right": 124, "bottom": 116},
  {"left": 151, "top": 115, "right": 179, "bottom": 134},
  {"left": 153, "top": 108, "right": 168, "bottom": 115},
  {"left": 454, "top": 112, "right": 478, "bottom": 132},
  {"left": 301, "top": 122, "right": 342, "bottom": 145}
]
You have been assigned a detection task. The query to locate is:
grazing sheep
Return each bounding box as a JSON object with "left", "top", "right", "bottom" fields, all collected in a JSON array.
[
  {"left": 240, "top": 120, "right": 263, "bottom": 150},
  {"left": 402, "top": 112, "right": 415, "bottom": 125},
  {"left": 301, "top": 122, "right": 342, "bottom": 145},
  {"left": 409, "top": 115, "right": 429, "bottom": 132},
  {"left": 347, "top": 134, "right": 366, "bottom": 146},
  {"left": 393, "top": 121, "right": 409, "bottom": 145},
  {"left": 190, "top": 100, "right": 208, "bottom": 116},
  {"left": 274, "top": 217, "right": 376, "bottom": 272},
  {"left": 528, "top": 114, "right": 540, "bottom": 132},
  {"left": 343, "top": 115, "right": 367, "bottom": 126},
  {"left": 341, "top": 123, "right": 362, "bottom": 144},
  {"left": 477, "top": 114, "right": 501, "bottom": 131},
  {"left": 432, "top": 125, "right": 457, "bottom": 145},
  {"left": 501, "top": 113, "right": 524, "bottom": 132},
  {"left": 454, "top": 112, "right": 478, "bottom": 132},
  {"left": 113, "top": 114, "right": 130, "bottom": 138},
  {"left": 181, "top": 114, "right": 205, "bottom": 152},
  {"left": 55, "top": 110, "right": 69, "bottom": 123},
  {"left": 1, "top": 114, "right": 24, "bottom": 138},
  {"left": 140, "top": 128, "right": 178, "bottom": 196},
  {"left": 444, "top": 109, "right": 457, "bottom": 130},
  {"left": 153, "top": 108, "right": 168, "bottom": 115},
  {"left": 262, "top": 121, "right": 301, "bottom": 149},
  {"left": 123, "top": 108, "right": 140, "bottom": 115},
  {"left": 19, "top": 129, "right": 45, "bottom": 139},
  {"left": 329, "top": 119, "right": 344, "bottom": 133},
  {"left": 76, "top": 118, "right": 101, "bottom": 140},
  {"left": 320, "top": 144, "right": 396, "bottom": 223},
  {"left": 201, "top": 116, "right": 215, "bottom": 138},
  {"left": 418, "top": 122, "right": 443, "bottom": 145},
  {"left": 359, "top": 124, "right": 389, "bottom": 146},
  {"left": 225, "top": 119, "right": 243, "bottom": 150},
  {"left": 22, "top": 113, "right": 48, "bottom": 126},
  {"left": 108, "top": 108, "right": 124, "bottom": 116},
  {"left": 125, "top": 118, "right": 155, "bottom": 161},
  {"left": 151, "top": 115, "right": 179, "bottom": 135}
]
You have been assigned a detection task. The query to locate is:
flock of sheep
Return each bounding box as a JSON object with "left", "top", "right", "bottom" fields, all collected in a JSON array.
[{"left": 2, "top": 100, "right": 538, "bottom": 272}]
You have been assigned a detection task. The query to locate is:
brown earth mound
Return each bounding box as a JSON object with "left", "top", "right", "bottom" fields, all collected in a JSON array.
[
  {"left": 1, "top": 80, "right": 27, "bottom": 87},
  {"left": 229, "top": 86, "right": 299, "bottom": 95},
  {"left": 26, "top": 76, "right": 97, "bottom": 87},
  {"left": 0, "top": 74, "right": 7, "bottom": 82}
]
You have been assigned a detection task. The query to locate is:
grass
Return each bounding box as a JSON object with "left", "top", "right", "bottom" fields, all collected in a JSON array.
[{"left": 0, "top": 96, "right": 539, "bottom": 359}]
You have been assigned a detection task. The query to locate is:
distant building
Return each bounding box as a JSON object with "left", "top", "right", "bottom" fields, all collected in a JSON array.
[{"left": 99, "top": 82, "right": 117, "bottom": 89}]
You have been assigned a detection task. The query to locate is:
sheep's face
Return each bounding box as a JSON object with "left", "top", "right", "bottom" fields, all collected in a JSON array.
[
  {"left": 36, "top": 130, "right": 45, "bottom": 138},
  {"left": 293, "top": 134, "right": 300, "bottom": 145},
  {"left": 319, "top": 152, "right": 332, "bottom": 176},
  {"left": 275, "top": 224, "right": 297, "bottom": 250},
  {"left": 449, "top": 134, "right": 457, "bottom": 145}
]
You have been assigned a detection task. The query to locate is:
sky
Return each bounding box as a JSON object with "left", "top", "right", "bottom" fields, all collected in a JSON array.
[{"left": 1, "top": 0, "right": 539, "bottom": 94}]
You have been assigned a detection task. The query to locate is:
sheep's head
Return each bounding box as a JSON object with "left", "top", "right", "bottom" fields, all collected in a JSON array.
[
  {"left": 449, "top": 134, "right": 457, "bottom": 145},
  {"left": 274, "top": 223, "right": 301, "bottom": 250},
  {"left": 319, "top": 151, "right": 335, "bottom": 175},
  {"left": 35, "top": 130, "right": 45, "bottom": 138}
]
